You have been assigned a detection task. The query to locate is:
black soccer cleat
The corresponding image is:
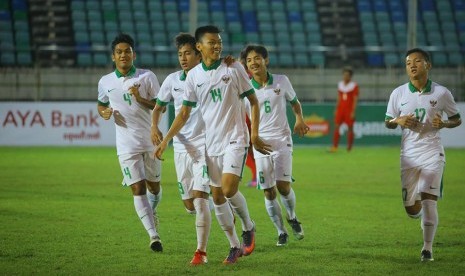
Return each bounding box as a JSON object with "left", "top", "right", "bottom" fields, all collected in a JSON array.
[{"left": 421, "top": 250, "right": 434, "bottom": 262}]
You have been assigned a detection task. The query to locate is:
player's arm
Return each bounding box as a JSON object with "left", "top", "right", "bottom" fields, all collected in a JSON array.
[
  {"left": 351, "top": 89, "right": 359, "bottom": 119},
  {"left": 246, "top": 93, "right": 272, "bottom": 155},
  {"left": 151, "top": 101, "right": 167, "bottom": 145},
  {"left": 97, "top": 102, "right": 113, "bottom": 120},
  {"left": 432, "top": 113, "right": 461, "bottom": 129},
  {"left": 155, "top": 104, "right": 192, "bottom": 160},
  {"left": 129, "top": 84, "right": 156, "bottom": 109},
  {"left": 290, "top": 98, "right": 309, "bottom": 137},
  {"left": 334, "top": 92, "right": 340, "bottom": 116}
]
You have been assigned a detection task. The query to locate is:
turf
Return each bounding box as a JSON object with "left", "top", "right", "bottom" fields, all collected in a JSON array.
[{"left": 1, "top": 146, "right": 464, "bottom": 275}]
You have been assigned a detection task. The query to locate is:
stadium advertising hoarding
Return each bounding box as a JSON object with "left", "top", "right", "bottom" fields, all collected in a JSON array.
[
  {"left": 0, "top": 102, "right": 168, "bottom": 146},
  {"left": 290, "top": 103, "right": 465, "bottom": 147}
]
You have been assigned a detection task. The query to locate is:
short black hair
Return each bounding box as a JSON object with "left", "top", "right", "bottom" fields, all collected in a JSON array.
[
  {"left": 195, "top": 25, "right": 221, "bottom": 42},
  {"left": 174, "top": 33, "right": 200, "bottom": 55},
  {"left": 240, "top": 45, "right": 269, "bottom": 64},
  {"left": 342, "top": 66, "right": 353, "bottom": 76},
  {"left": 111, "top": 33, "right": 135, "bottom": 52},
  {"left": 405, "top": 48, "right": 431, "bottom": 63}
]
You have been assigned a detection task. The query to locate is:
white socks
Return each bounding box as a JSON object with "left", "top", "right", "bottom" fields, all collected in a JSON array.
[
  {"left": 146, "top": 187, "right": 162, "bottom": 212},
  {"left": 226, "top": 191, "right": 254, "bottom": 231},
  {"left": 421, "top": 199, "right": 438, "bottom": 252},
  {"left": 280, "top": 188, "right": 296, "bottom": 219},
  {"left": 133, "top": 195, "right": 158, "bottom": 238},
  {"left": 214, "top": 202, "right": 240, "bottom": 248},
  {"left": 265, "top": 198, "right": 286, "bottom": 235},
  {"left": 194, "top": 198, "right": 211, "bottom": 252}
]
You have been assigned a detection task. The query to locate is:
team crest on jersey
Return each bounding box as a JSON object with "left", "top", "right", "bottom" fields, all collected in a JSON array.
[
  {"left": 221, "top": 75, "right": 231, "bottom": 84},
  {"left": 274, "top": 88, "right": 281, "bottom": 95},
  {"left": 430, "top": 100, "right": 438, "bottom": 107}
]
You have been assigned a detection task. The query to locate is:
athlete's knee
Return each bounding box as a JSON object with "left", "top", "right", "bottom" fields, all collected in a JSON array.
[
  {"left": 264, "top": 188, "right": 276, "bottom": 200},
  {"left": 211, "top": 187, "right": 226, "bottom": 205},
  {"left": 405, "top": 202, "right": 422, "bottom": 218},
  {"left": 276, "top": 181, "right": 291, "bottom": 196},
  {"left": 130, "top": 181, "right": 146, "bottom": 195},
  {"left": 146, "top": 181, "right": 160, "bottom": 194}
]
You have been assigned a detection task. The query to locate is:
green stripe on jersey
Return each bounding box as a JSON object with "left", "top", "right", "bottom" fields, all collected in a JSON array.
[
  {"left": 183, "top": 100, "right": 197, "bottom": 107},
  {"left": 156, "top": 99, "right": 169, "bottom": 106},
  {"left": 240, "top": 88, "right": 255, "bottom": 99},
  {"left": 98, "top": 100, "right": 110, "bottom": 107},
  {"left": 289, "top": 96, "right": 298, "bottom": 104},
  {"left": 385, "top": 115, "right": 394, "bottom": 120}
]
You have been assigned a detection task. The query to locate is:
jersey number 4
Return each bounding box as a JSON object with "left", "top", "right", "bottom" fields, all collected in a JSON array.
[{"left": 124, "top": 93, "right": 132, "bottom": 106}]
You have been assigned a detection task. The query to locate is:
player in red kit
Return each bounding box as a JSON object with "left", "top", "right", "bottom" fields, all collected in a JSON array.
[{"left": 330, "top": 67, "right": 359, "bottom": 152}]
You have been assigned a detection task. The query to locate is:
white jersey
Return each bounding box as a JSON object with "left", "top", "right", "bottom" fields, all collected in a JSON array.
[
  {"left": 98, "top": 66, "right": 160, "bottom": 155},
  {"left": 386, "top": 80, "right": 460, "bottom": 169},
  {"left": 245, "top": 72, "right": 297, "bottom": 140},
  {"left": 183, "top": 60, "right": 253, "bottom": 156},
  {"left": 157, "top": 70, "right": 205, "bottom": 153}
]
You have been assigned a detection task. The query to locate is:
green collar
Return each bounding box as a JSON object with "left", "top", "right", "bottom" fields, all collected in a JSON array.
[
  {"left": 251, "top": 72, "right": 273, "bottom": 89},
  {"left": 408, "top": 79, "right": 432, "bottom": 93},
  {"left": 201, "top": 59, "right": 222, "bottom": 71},
  {"left": 115, "top": 65, "right": 136, "bottom": 78},
  {"left": 180, "top": 70, "right": 187, "bottom": 81}
]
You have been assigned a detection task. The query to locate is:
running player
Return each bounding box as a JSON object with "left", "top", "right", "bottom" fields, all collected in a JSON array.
[
  {"left": 151, "top": 33, "right": 210, "bottom": 265},
  {"left": 241, "top": 45, "right": 308, "bottom": 246},
  {"left": 329, "top": 67, "right": 359, "bottom": 152},
  {"left": 385, "top": 48, "right": 461, "bottom": 262},
  {"left": 155, "top": 25, "right": 272, "bottom": 264},
  {"left": 97, "top": 33, "right": 163, "bottom": 252}
]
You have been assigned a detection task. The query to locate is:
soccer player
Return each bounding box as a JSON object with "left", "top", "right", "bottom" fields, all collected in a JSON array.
[
  {"left": 155, "top": 25, "right": 272, "bottom": 264},
  {"left": 151, "top": 33, "right": 210, "bottom": 265},
  {"left": 241, "top": 45, "right": 308, "bottom": 246},
  {"left": 385, "top": 48, "right": 461, "bottom": 262},
  {"left": 329, "top": 67, "right": 359, "bottom": 152},
  {"left": 97, "top": 33, "right": 163, "bottom": 252}
]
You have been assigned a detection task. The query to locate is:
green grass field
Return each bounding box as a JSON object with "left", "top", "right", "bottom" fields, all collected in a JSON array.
[{"left": 1, "top": 146, "right": 464, "bottom": 275}]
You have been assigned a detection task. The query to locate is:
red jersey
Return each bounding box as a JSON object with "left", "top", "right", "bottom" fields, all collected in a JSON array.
[{"left": 337, "top": 81, "right": 359, "bottom": 111}]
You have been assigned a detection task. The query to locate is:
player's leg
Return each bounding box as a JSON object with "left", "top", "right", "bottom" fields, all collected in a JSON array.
[
  {"left": 256, "top": 155, "right": 288, "bottom": 246},
  {"left": 222, "top": 147, "right": 255, "bottom": 256},
  {"left": 190, "top": 152, "right": 212, "bottom": 265},
  {"left": 245, "top": 146, "right": 257, "bottom": 187},
  {"left": 401, "top": 167, "right": 422, "bottom": 218},
  {"left": 144, "top": 152, "right": 162, "bottom": 230},
  {"left": 275, "top": 150, "right": 304, "bottom": 240},
  {"left": 418, "top": 161, "right": 443, "bottom": 262},
  {"left": 346, "top": 117, "right": 355, "bottom": 151},
  {"left": 119, "top": 153, "right": 161, "bottom": 252},
  {"left": 330, "top": 111, "right": 343, "bottom": 152},
  {"left": 207, "top": 155, "right": 242, "bottom": 264}
]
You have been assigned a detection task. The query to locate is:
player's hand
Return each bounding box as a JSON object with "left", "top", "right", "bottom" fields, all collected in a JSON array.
[
  {"left": 100, "top": 107, "right": 113, "bottom": 120},
  {"left": 294, "top": 120, "right": 309, "bottom": 137},
  {"left": 395, "top": 114, "right": 419, "bottom": 129},
  {"left": 151, "top": 126, "right": 163, "bottom": 146},
  {"left": 129, "top": 83, "right": 141, "bottom": 101},
  {"left": 154, "top": 140, "right": 167, "bottom": 160},
  {"left": 432, "top": 113, "right": 445, "bottom": 129},
  {"left": 224, "top": 55, "right": 236, "bottom": 66},
  {"left": 251, "top": 135, "right": 272, "bottom": 155},
  {"left": 350, "top": 110, "right": 355, "bottom": 120}
]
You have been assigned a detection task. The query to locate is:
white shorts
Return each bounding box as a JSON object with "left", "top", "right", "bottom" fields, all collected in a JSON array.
[
  {"left": 401, "top": 161, "right": 444, "bottom": 206},
  {"left": 174, "top": 150, "right": 210, "bottom": 200},
  {"left": 255, "top": 149, "right": 293, "bottom": 190},
  {"left": 118, "top": 152, "right": 161, "bottom": 186},
  {"left": 207, "top": 147, "right": 248, "bottom": 188}
]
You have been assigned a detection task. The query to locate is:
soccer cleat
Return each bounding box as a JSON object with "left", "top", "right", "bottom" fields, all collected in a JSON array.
[
  {"left": 190, "top": 250, "right": 208, "bottom": 265},
  {"left": 241, "top": 221, "right": 256, "bottom": 256},
  {"left": 287, "top": 217, "right": 304, "bottom": 240},
  {"left": 421, "top": 250, "right": 434, "bottom": 262},
  {"left": 223, "top": 247, "right": 242, "bottom": 264},
  {"left": 276, "top": 233, "right": 289, "bottom": 246},
  {"left": 150, "top": 236, "right": 163, "bottom": 252},
  {"left": 247, "top": 180, "right": 257, "bottom": 188},
  {"left": 327, "top": 147, "right": 338, "bottom": 153}
]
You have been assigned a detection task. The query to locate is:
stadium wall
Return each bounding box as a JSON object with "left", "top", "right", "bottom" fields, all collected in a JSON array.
[{"left": 0, "top": 102, "right": 463, "bottom": 147}]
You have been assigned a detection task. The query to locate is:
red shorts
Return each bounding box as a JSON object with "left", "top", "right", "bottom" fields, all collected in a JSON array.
[{"left": 335, "top": 108, "right": 355, "bottom": 126}]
